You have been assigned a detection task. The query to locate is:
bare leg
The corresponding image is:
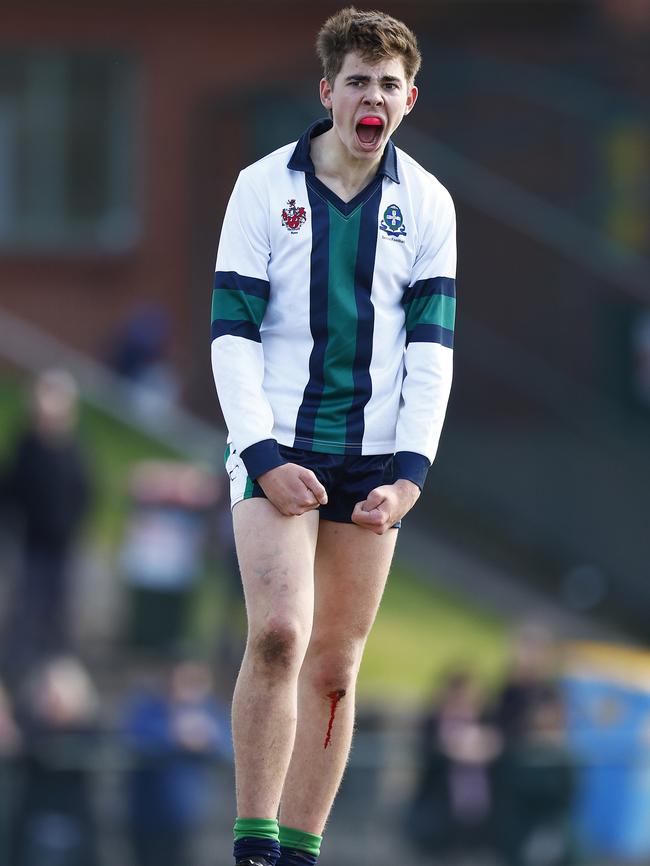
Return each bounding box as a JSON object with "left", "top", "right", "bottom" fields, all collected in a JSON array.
[
  {"left": 279, "top": 520, "right": 398, "bottom": 834},
  {"left": 232, "top": 499, "right": 319, "bottom": 819}
]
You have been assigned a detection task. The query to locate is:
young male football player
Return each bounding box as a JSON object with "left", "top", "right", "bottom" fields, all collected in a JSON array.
[{"left": 211, "top": 7, "right": 456, "bottom": 865}]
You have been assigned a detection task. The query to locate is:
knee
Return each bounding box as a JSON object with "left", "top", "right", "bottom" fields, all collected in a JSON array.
[
  {"left": 307, "top": 637, "right": 365, "bottom": 695},
  {"left": 250, "top": 618, "right": 306, "bottom": 679}
]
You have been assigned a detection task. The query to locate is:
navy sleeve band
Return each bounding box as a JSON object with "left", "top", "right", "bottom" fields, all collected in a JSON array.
[
  {"left": 393, "top": 451, "right": 430, "bottom": 490},
  {"left": 240, "top": 438, "right": 287, "bottom": 480}
]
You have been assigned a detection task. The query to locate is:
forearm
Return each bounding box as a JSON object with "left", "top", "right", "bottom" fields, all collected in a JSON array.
[
  {"left": 211, "top": 335, "right": 283, "bottom": 478},
  {"left": 394, "top": 341, "right": 453, "bottom": 482}
]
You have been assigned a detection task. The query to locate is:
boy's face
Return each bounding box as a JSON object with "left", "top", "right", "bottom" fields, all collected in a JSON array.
[{"left": 319, "top": 51, "right": 418, "bottom": 162}]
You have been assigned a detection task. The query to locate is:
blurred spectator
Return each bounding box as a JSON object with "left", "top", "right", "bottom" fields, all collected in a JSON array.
[
  {"left": 121, "top": 656, "right": 231, "bottom": 866},
  {"left": 120, "top": 461, "right": 219, "bottom": 649},
  {"left": 0, "top": 370, "right": 92, "bottom": 680},
  {"left": 12, "top": 655, "right": 101, "bottom": 866},
  {"left": 0, "top": 678, "right": 20, "bottom": 864},
  {"left": 492, "top": 622, "right": 560, "bottom": 743},
  {"left": 490, "top": 623, "right": 578, "bottom": 866},
  {"left": 631, "top": 307, "right": 650, "bottom": 409},
  {"left": 491, "top": 691, "right": 578, "bottom": 866},
  {"left": 406, "top": 669, "right": 499, "bottom": 861},
  {"left": 107, "top": 304, "right": 180, "bottom": 417},
  {"left": 0, "top": 677, "right": 21, "bottom": 755}
]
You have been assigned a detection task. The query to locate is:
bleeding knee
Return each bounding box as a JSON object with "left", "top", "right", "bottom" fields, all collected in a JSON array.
[{"left": 310, "top": 645, "right": 362, "bottom": 695}]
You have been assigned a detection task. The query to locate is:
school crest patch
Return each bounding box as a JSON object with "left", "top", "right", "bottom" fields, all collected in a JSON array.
[
  {"left": 380, "top": 203, "right": 407, "bottom": 238},
  {"left": 281, "top": 199, "right": 307, "bottom": 233}
]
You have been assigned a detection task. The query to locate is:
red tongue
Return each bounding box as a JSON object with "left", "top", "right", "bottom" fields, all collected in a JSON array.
[{"left": 359, "top": 117, "right": 382, "bottom": 126}]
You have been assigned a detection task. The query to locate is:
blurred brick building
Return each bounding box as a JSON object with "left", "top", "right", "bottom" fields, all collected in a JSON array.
[
  {"left": 1, "top": 1, "right": 649, "bottom": 625},
  {"left": 1, "top": 1, "right": 647, "bottom": 410},
  {"left": 0, "top": 2, "right": 334, "bottom": 412}
]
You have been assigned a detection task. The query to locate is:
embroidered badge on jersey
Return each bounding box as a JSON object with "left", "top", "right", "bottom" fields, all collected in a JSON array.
[
  {"left": 281, "top": 199, "right": 307, "bottom": 233},
  {"left": 380, "top": 204, "right": 407, "bottom": 239}
]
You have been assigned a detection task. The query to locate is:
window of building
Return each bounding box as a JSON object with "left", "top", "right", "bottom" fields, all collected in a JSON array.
[{"left": 0, "top": 50, "right": 138, "bottom": 252}]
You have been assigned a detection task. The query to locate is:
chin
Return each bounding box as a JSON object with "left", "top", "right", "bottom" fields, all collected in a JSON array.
[{"left": 355, "top": 144, "right": 383, "bottom": 159}]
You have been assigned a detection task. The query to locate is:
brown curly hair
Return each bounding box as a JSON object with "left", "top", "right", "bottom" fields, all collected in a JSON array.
[{"left": 316, "top": 6, "right": 421, "bottom": 84}]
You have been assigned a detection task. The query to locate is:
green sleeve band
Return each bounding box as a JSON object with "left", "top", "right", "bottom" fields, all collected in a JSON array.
[
  {"left": 234, "top": 817, "right": 280, "bottom": 841},
  {"left": 279, "top": 825, "right": 322, "bottom": 857}
]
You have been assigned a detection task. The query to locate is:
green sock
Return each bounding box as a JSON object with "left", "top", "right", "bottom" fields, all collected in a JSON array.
[
  {"left": 279, "top": 825, "right": 322, "bottom": 858},
  {"left": 234, "top": 817, "right": 280, "bottom": 841}
]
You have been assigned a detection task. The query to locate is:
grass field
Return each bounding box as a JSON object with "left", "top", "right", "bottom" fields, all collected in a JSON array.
[{"left": 359, "top": 561, "right": 508, "bottom": 703}]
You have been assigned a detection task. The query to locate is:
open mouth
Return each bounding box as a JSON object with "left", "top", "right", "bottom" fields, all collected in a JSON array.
[{"left": 356, "top": 116, "right": 384, "bottom": 149}]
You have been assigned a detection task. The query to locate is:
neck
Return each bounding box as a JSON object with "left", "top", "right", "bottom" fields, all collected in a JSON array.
[{"left": 311, "top": 128, "right": 382, "bottom": 202}]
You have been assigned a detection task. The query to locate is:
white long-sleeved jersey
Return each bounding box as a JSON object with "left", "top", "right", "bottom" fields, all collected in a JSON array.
[{"left": 211, "top": 119, "right": 456, "bottom": 489}]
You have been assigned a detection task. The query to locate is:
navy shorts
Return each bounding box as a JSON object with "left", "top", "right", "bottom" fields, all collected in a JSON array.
[{"left": 225, "top": 444, "right": 401, "bottom": 526}]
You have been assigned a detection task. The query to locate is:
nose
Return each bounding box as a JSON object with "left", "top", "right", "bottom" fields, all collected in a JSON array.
[{"left": 363, "top": 84, "right": 384, "bottom": 106}]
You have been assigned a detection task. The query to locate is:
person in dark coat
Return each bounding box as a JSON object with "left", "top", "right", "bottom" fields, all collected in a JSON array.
[
  {"left": 11, "top": 655, "right": 101, "bottom": 866},
  {"left": 490, "top": 623, "right": 579, "bottom": 866},
  {"left": 122, "top": 657, "right": 232, "bottom": 866},
  {"left": 1, "top": 370, "right": 92, "bottom": 677},
  {"left": 406, "top": 670, "right": 499, "bottom": 860}
]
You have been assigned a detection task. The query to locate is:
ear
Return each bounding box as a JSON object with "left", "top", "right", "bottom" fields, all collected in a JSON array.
[
  {"left": 403, "top": 84, "right": 418, "bottom": 116},
  {"left": 319, "top": 77, "right": 333, "bottom": 111}
]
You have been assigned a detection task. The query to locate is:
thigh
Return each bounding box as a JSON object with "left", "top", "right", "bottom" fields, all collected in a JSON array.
[
  {"left": 312, "top": 520, "right": 398, "bottom": 641},
  {"left": 232, "top": 498, "right": 319, "bottom": 633}
]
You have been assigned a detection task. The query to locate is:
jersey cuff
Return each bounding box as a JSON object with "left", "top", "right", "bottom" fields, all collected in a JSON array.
[
  {"left": 241, "top": 438, "right": 286, "bottom": 480},
  {"left": 393, "top": 451, "right": 430, "bottom": 490}
]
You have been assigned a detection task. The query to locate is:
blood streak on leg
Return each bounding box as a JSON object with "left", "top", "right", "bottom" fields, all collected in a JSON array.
[{"left": 323, "top": 689, "right": 346, "bottom": 749}]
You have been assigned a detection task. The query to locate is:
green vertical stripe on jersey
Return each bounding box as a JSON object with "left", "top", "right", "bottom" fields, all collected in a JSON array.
[
  {"left": 405, "top": 293, "right": 456, "bottom": 332},
  {"left": 311, "top": 203, "right": 362, "bottom": 453},
  {"left": 211, "top": 288, "right": 267, "bottom": 326}
]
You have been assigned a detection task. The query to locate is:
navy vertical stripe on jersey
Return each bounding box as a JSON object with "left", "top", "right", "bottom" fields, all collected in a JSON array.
[
  {"left": 347, "top": 183, "right": 382, "bottom": 450},
  {"left": 295, "top": 180, "right": 383, "bottom": 454},
  {"left": 294, "top": 182, "right": 330, "bottom": 448}
]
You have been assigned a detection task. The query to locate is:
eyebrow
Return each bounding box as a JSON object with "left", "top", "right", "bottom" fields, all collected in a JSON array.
[{"left": 344, "top": 74, "right": 402, "bottom": 84}]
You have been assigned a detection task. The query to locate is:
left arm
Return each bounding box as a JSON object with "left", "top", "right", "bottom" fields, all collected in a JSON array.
[{"left": 353, "top": 184, "right": 456, "bottom": 534}]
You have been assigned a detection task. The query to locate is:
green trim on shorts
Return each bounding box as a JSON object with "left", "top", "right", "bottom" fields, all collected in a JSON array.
[
  {"left": 243, "top": 475, "right": 254, "bottom": 499},
  {"left": 224, "top": 443, "right": 231, "bottom": 467}
]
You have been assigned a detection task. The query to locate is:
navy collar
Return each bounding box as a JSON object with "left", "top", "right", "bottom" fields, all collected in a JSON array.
[{"left": 287, "top": 118, "right": 400, "bottom": 184}]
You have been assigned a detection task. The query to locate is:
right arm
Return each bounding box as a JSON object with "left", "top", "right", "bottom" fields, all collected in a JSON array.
[{"left": 211, "top": 171, "right": 326, "bottom": 515}]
